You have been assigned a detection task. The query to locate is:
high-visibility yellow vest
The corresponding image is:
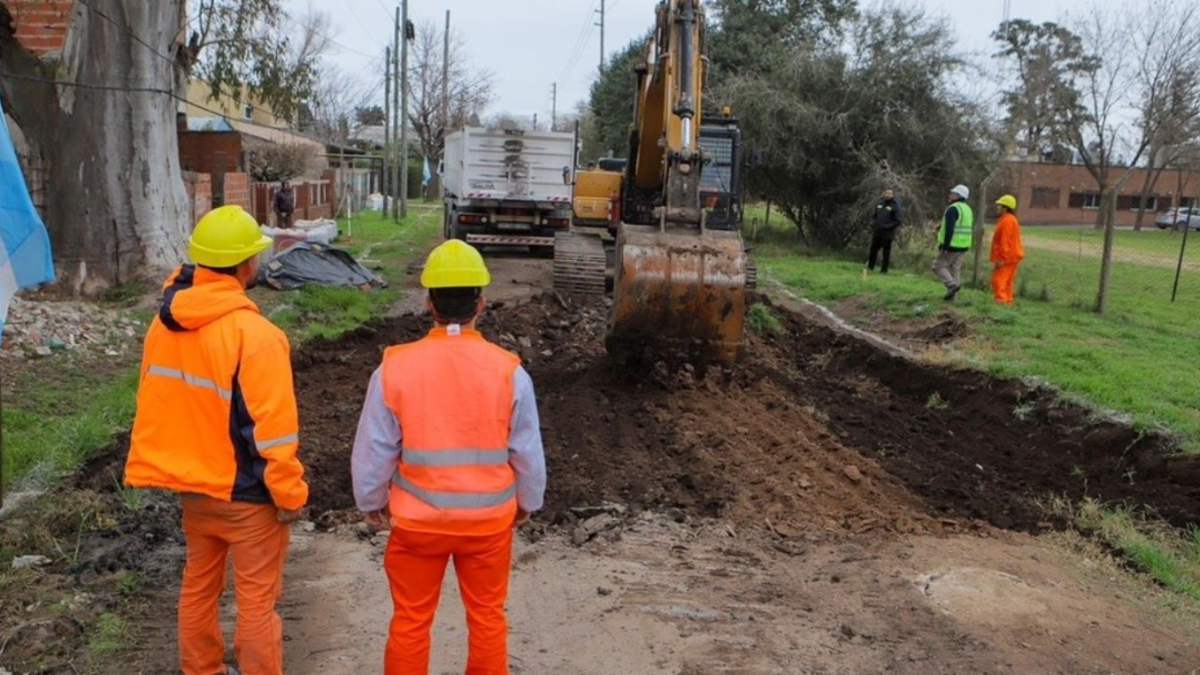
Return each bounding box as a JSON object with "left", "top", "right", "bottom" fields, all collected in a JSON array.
[{"left": 938, "top": 201, "right": 974, "bottom": 250}]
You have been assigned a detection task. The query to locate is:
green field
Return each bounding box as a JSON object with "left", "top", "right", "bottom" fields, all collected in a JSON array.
[
  {"left": 1023, "top": 225, "right": 1199, "bottom": 260},
  {"left": 755, "top": 224, "right": 1200, "bottom": 449}
]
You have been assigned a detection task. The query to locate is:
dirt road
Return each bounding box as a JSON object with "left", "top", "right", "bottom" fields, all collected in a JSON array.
[{"left": 281, "top": 518, "right": 1197, "bottom": 674}]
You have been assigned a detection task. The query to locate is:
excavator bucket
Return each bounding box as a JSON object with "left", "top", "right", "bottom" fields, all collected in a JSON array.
[{"left": 607, "top": 224, "right": 747, "bottom": 365}]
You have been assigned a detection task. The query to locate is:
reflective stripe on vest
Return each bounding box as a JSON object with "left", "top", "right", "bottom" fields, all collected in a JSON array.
[
  {"left": 402, "top": 447, "right": 509, "bottom": 467},
  {"left": 938, "top": 201, "right": 974, "bottom": 249},
  {"left": 392, "top": 471, "right": 517, "bottom": 509}
]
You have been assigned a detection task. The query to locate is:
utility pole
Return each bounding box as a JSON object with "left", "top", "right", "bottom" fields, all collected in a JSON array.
[
  {"left": 392, "top": 5, "right": 402, "bottom": 222},
  {"left": 441, "top": 10, "right": 450, "bottom": 134},
  {"left": 551, "top": 82, "right": 557, "bottom": 131},
  {"left": 438, "top": 9, "right": 449, "bottom": 201},
  {"left": 596, "top": 0, "right": 605, "bottom": 73},
  {"left": 383, "top": 46, "right": 391, "bottom": 203},
  {"left": 399, "top": 0, "right": 411, "bottom": 219}
]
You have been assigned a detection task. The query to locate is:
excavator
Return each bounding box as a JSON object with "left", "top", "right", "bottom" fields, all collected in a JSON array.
[{"left": 554, "top": 0, "right": 749, "bottom": 365}]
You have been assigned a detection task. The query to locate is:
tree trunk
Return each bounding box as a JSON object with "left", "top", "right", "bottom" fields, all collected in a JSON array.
[
  {"left": 1133, "top": 164, "right": 1167, "bottom": 232},
  {"left": 1095, "top": 186, "right": 1118, "bottom": 314},
  {"left": 0, "top": 0, "right": 188, "bottom": 295}
]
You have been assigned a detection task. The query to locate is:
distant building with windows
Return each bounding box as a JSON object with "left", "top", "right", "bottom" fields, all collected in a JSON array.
[{"left": 1004, "top": 161, "right": 1200, "bottom": 226}]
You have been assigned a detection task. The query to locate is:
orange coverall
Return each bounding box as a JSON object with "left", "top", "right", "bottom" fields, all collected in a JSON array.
[
  {"left": 126, "top": 265, "right": 308, "bottom": 675},
  {"left": 990, "top": 211, "right": 1025, "bottom": 304}
]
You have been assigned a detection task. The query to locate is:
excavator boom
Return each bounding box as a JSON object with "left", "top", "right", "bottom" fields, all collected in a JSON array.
[{"left": 607, "top": 0, "right": 748, "bottom": 365}]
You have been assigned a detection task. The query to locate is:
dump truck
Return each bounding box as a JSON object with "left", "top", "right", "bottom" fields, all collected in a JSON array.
[
  {"left": 442, "top": 126, "right": 575, "bottom": 256},
  {"left": 554, "top": 0, "right": 750, "bottom": 364}
]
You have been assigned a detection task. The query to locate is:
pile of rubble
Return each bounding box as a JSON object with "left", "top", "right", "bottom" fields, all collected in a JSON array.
[{"left": 0, "top": 295, "right": 147, "bottom": 360}]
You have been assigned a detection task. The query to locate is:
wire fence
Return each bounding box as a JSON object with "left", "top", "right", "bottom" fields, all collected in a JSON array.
[
  {"left": 743, "top": 203, "right": 1200, "bottom": 318},
  {"left": 975, "top": 221, "right": 1200, "bottom": 313}
]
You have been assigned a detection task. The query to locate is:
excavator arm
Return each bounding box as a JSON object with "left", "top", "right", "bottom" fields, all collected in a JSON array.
[{"left": 607, "top": 0, "right": 748, "bottom": 366}]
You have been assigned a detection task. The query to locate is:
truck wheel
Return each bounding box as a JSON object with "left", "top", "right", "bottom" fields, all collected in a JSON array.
[{"left": 443, "top": 205, "right": 451, "bottom": 239}]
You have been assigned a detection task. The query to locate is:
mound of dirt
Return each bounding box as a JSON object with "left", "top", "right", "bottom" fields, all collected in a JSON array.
[
  {"left": 755, "top": 296, "right": 1200, "bottom": 531},
  {"left": 292, "top": 292, "right": 1200, "bottom": 537}
]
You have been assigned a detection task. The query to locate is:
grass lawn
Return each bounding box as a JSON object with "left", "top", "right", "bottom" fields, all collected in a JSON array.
[
  {"left": 1, "top": 205, "right": 440, "bottom": 491},
  {"left": 1023, "top": 224, "right": 1199, "bottom": 261},
  {"left": 755, "top": 225, "right": 1200, "bottom": 449},
  {"left": 255, "top": 204, "right": 441, "bottom": 342}
]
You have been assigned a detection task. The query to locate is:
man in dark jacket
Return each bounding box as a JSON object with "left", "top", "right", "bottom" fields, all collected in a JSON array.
[
  {"left": 273, "top": 180, "right": 296, "bottom": 229},
  {"left": 866, "top": 187, "right": 902, "bottom": 273}
]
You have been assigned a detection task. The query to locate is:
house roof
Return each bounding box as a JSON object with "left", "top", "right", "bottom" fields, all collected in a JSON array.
[
  {"left": 227, "top": 118, "right": 324, "bottom": 152},
  {"left": 186, "top": 116, "right": 235, "bottom": 132}
]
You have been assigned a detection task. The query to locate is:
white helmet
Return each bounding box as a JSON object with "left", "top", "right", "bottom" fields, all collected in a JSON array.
[{"left": 950, "top": 184, "right": 970, "bottom": 200}]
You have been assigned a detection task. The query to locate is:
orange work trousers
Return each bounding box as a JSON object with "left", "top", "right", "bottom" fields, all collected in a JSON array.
[
  {"left": 179, "top": 495, "right": 290, "bottom": 675},
  {"left": 384, "top": 527, "right": 514, "bottom": 675},
  {"left": 992, "top": 262, "right": 1019, "bottom": 304}
]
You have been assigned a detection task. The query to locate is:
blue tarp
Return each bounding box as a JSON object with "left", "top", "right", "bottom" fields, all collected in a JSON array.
[{"left": 0, "top": 89, "right": 56, "bottom": 344}]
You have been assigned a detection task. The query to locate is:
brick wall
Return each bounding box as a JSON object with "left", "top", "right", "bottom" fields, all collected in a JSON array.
[
  {"left": 183, "top": 171, "right": 212, "bottom": 228},
  {"left": 7, "top": 0, "right": 75, "bottom": 54},
  {"left": 1007, "top": 161, "right": 1200, "bottom": 226},
  {"left": 179, "top": 131, "right": 243, "bottom": 174},
  {"left": 252, "top": 179, "right": 333, "bottom": 225},
  {"left": 223, "top": 172, "right": 250, "bottom": 210}
]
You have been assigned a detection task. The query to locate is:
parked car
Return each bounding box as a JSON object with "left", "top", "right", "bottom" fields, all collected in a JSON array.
[{"left": 1155, "top": 207, "right": 1200, "bottom": 230}]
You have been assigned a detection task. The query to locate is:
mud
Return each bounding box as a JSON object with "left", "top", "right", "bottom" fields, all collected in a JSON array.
[{"left": 292, "top": 293, "right": 1200, "bottom": 537}]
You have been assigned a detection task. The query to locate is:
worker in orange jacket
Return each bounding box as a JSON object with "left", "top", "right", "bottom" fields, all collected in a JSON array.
[
  {"left": 125, "top": 205, "right": 308, "bottom": 675},
  {"left": 351, "top": 240, "right": 547, "bottom": 675},
  {"left": 990, "top": 194, "right": 1025, "bottom": 304}
]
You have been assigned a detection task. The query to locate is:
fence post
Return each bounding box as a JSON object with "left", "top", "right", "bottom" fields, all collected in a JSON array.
[{"left": 1172, "top": 220, "right": 1191, "bottom": 302}]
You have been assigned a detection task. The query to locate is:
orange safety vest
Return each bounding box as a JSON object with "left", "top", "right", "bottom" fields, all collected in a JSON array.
[
  {"left": 125, "top": 265, "right": 308, "bottom": 510},
  {"left": 380, "top": 326, "right": 520, "bottom": 536}
]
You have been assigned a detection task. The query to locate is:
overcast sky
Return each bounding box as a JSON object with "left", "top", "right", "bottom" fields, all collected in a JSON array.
[{"left": 284, "top": 0, "right": 1123, "bottom": 125}]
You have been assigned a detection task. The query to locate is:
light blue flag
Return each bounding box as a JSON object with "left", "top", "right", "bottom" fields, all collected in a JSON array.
[
  {"left": 0, "top": 89, "right": 56, "bottom": 345},
  {"left": 422, "top": 156, "right": 432, "bottom": 187}
]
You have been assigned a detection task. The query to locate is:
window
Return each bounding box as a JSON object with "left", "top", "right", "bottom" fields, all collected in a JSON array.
[
  {"left": 1082, "top": 192, "right": 1101, "bottom": 209},
  {"left": 1030, "top": 187, "right": 1060, "bottom": 209},
  {"left": 242, "top": 104, "right": 253, "bottom": 120},
  {"left": 1182, "top": 197, "right": 1197, "bottom": 209},
  {"left": 1128, "top": 195, "right": 1158, "bottom": 211}
]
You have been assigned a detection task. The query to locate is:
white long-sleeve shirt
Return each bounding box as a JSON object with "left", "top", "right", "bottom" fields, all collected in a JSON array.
[{"left": 350, "top": 365, "right": 547, "bottom": 514}]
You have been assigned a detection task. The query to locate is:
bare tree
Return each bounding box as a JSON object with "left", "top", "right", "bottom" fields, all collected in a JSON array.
[
  {"left": 303, "top": 64, "right": 377, "bottom": 144},
  {"left": 406, "top": 19, "right": 494, "bottom": 195},
  {"left": 1057, "top": 2, "right": 1200, "bottom": 312},
  {"left": 1129, "top": 2, "right": 1200, "bottom": 230}
]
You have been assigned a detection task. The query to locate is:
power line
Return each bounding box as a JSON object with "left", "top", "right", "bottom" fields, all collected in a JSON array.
[
  {"left": 556, "top": 0, "right": 600, "bottom": 86},
  {"left": 0, "top": 71, "right": 173, "bottom": 95},
  {"left": 0, "top": 70, "right": 321, "bottom": 140}
]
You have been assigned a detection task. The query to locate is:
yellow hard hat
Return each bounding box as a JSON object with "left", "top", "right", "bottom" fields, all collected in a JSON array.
[
  {"left": 995, "top": 194, "right": 1018, "bottom": 210},
  {"left": 188, "top": 205, "right": 272, "bottom": 268},
  {"left": 421, "top": 240, "right": 491, "bottom": 288}
]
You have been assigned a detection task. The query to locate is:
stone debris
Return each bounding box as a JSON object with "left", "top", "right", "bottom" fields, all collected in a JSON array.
[
  {"left": 11, "top": 554, "right": 51, "bottom": 570},
  {"left": 0, "top": 295, "right": 147, "bottom": 360}
]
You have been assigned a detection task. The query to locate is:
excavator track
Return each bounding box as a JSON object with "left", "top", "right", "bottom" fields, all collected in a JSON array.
[{"left": 553, "top": 231, "right": 607, "bottom": 296}]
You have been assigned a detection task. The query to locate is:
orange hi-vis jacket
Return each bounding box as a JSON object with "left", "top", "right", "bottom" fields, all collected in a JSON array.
[
  {"left": 125, "top": 265, "right": 308, "bottom": 510},
  {"left": 381, "top": 326, "right": 520, "bottom": 536},
  {"left": 990, "top": 212, "right": 1025, "bottom": 265}
]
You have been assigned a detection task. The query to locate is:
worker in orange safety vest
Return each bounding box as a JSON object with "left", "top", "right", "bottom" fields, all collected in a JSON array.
[
  {"left": 351, "top": 239, "right": 547, "bottom": 675},
  {"left": 125, "top": 204, "right": 308, "bottom": 675},
  {"left": 990, "top": 194, "right": 1026, "bottom": 304}
]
